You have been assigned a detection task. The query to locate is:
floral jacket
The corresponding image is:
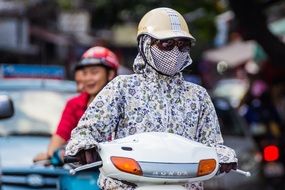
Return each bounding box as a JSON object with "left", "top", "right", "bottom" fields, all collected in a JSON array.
[{"left": 65, "top": 54, "right": 237, "bottom": 190}]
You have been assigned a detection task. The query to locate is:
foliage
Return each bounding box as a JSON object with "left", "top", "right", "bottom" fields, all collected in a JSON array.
[
  {"left": 57, "top": 0, "right": 74, "bottom": 11},
  {"left": 78, "top": 0, "right": 227, "bottom": 52}
]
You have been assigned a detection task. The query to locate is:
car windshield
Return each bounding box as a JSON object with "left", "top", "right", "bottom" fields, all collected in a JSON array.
[{"left": 0, "top": 79, "right": 77, "bottom": 136}]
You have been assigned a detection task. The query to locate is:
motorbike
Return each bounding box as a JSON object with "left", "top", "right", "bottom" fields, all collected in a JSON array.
[
  {"left": 65, "top": 132, "right": 250, "bottom": 190},
  {"left": 32, "top": 147, "right": 100, "bottom": 190}
]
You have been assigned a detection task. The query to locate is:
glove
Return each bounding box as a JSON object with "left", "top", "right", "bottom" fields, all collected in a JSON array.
[
  {"left": 74, "top": 148, "right": 99, "bottom": 165},
  {"left": 219, "top": 162, "right": 237, "bottom": 173}
]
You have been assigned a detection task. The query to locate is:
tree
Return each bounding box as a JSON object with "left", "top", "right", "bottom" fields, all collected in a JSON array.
[{"left": 228, "top": 0, "right": 285, "bottom": 68}]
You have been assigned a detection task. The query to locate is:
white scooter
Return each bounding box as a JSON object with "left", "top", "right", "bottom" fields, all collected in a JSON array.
[{"left": 65, "top": 132, "right": 250, "bottom": 190}]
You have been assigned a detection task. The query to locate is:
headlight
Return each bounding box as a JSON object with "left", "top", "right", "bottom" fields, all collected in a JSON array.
[{"left": 26, "top": 174, "right": 44, "bottom": 187}]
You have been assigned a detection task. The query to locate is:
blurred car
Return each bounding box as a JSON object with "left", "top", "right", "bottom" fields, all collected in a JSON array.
[
  {"left": 0, "top": 78, "right": 77, "bottom": 189},
  {"left": 204, "top": 97, "right": 262, "bottom": 190},
  {"left": 212, "top": 78, "right": 249, "bottom": 108}
]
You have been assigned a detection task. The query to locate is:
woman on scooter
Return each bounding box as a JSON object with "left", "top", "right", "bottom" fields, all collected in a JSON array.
[
  {"left": 65, "top": 8, "right": 237, "bottom": 190},
  {"left": 33, "top": 46, "right": 119, "bottom": 163}
]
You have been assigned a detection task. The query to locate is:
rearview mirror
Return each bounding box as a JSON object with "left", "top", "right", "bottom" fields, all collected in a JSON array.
[{"left": 0, "top": 95, "right": 14, "bottom": 119}]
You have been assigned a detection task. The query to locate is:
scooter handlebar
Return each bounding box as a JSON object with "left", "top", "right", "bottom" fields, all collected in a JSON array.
[{"left": 231, "top": 169, "right": 251, "bottom": 177}]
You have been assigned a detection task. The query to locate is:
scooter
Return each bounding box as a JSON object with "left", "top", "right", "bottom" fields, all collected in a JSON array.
[
  {"left": 65, "top": 132, "right": 251, "bottom": 190},
  {"left": 33, "top": 147, "right": 100, "bottom": 190}
]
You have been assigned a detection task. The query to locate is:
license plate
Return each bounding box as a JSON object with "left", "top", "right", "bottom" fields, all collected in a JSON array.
[{"left": 263, "top": 162, "right": 284, "bottom": 177}]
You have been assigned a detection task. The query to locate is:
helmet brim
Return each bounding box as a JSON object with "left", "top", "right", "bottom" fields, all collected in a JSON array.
[
  {"left": 138, "top": 30, "right": 196, "bottom": 46},
  {"left": 75, "top": 58, "right": 104, "bottom": 70}
]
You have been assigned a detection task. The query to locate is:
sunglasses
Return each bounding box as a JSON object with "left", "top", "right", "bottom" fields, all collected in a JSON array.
[{"left": 151, "top": 38, "right": 192, "bottom": 52}]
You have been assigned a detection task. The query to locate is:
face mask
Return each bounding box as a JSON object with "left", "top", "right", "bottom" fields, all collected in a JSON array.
[{"left": 150, "top": 45, "right": 189, "bottom": 76}]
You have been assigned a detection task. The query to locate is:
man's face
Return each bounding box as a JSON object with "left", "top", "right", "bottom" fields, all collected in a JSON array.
[
  {"left": 74, "top": 70, "right": 85, "bottom": 93},
  {"left": 82, "top": 66, "right": 114, "bottom": 96}
]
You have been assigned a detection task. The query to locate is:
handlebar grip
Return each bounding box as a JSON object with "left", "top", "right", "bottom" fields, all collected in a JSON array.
[{"left": 64, "top": 156, "right": 80, "bottom": 163}]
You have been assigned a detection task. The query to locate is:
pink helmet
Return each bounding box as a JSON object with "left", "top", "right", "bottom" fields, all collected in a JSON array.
[{"left": 76, "top": 46, "right": 120, "bottom": 71}]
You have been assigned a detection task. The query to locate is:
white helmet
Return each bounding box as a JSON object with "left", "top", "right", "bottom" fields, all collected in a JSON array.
[{"left": 137, "top": 7, "right": 196, "bottom": 46}]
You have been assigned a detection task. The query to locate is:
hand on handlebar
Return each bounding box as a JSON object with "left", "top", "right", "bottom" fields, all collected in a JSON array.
[
  {"left": 219, "top": 162, "right": 237, "bottom": 173},
  {"left": 33, "top": 152, "right": 50, "bottom": 165},
  {"left": 33, "top": 147, "right": 66, "bottom": 166}
]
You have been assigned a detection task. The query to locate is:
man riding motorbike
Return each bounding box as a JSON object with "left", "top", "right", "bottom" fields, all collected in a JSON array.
[{"left": 65, "top": 8, "right": 237, "bottom": 190}]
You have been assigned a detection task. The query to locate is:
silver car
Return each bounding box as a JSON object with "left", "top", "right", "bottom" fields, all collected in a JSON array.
[{"left": 0, "top": 78, "right": 77, "bottom": 189}]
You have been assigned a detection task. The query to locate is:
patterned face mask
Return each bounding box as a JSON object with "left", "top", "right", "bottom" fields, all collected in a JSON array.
[{"left": 150, "top": 45, "right": 190, "bottom": 76}]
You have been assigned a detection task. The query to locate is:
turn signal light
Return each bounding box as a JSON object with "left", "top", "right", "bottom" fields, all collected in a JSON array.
[
  {"left": 263, "top": 145, "right": 279, "bottom": 162},
  {"left": 111, "top": 156, "right": 143, "bottom": 176},
  {"left": 197, "top": 159, "right": 216, "bottom": 176}
]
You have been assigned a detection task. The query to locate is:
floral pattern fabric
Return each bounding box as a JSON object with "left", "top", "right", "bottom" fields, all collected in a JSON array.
[{"left": 65, "top": 36, "right": 237, "bottom": 190}]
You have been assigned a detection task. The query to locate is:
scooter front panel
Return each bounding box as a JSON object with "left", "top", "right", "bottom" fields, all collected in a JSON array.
[{"left": 139, "top": 161, "right": 198, "bottom": 179}]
